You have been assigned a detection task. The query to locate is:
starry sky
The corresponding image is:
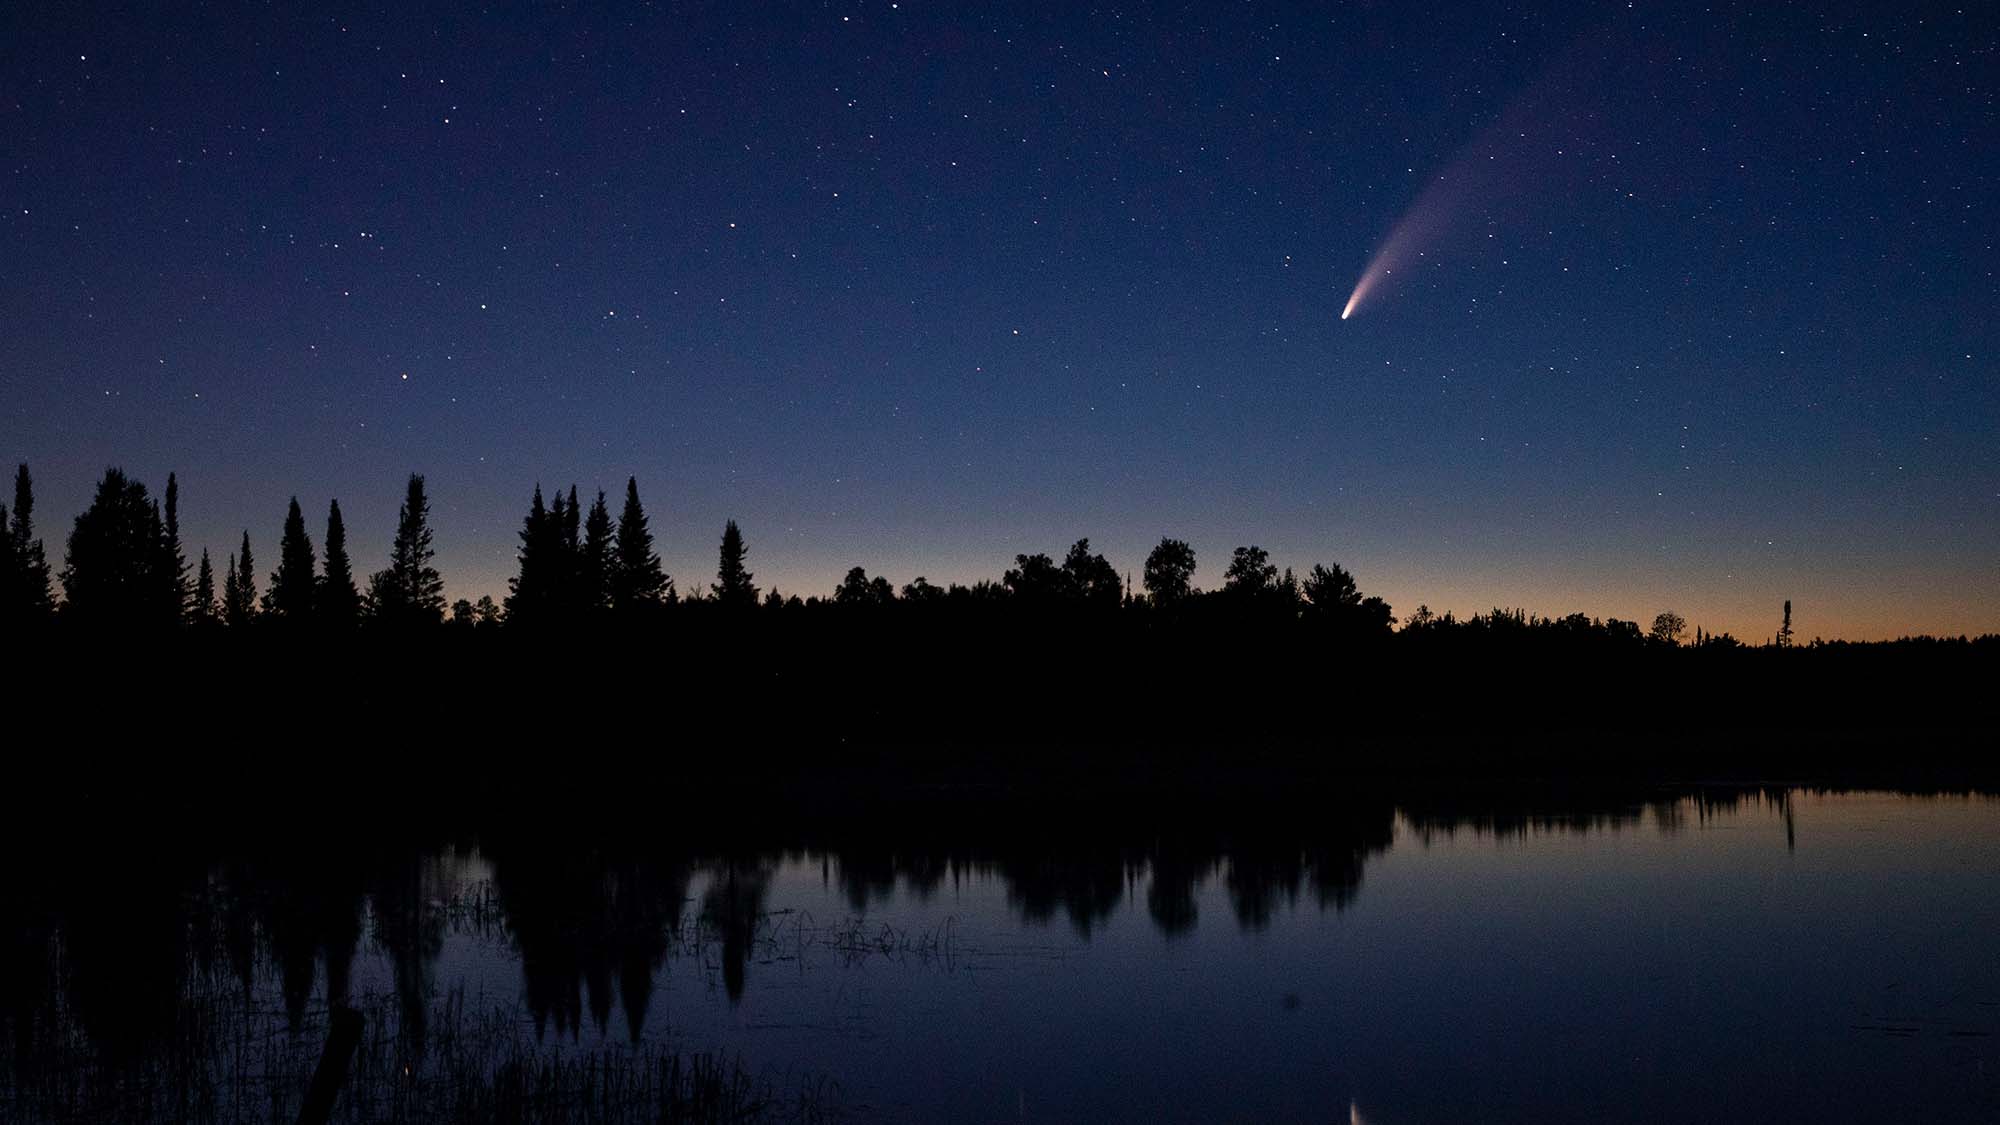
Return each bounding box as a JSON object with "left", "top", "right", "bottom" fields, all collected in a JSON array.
[{"left": 2, "top": 2, "right": 1994, "bottom": 639}]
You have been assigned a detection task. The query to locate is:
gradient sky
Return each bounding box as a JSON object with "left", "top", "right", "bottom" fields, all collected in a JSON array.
[{"left": 2, "top": 2, "right": 1994, "bottom": 639}]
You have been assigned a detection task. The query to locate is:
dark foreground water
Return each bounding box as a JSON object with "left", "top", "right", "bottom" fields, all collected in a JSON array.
[{"left": 5, "top": 786, "right": 1998, "bottom": 1122}]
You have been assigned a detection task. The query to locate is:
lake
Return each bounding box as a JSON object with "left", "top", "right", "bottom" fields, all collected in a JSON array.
[{"left": 3, "top": 785, "right": 1997, "bottom": 1121}]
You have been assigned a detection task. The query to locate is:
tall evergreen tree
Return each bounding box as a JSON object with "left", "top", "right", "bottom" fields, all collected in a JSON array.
[
  {"left": 162, "top": 472, "right": 188, "bottom": 624},
  {"left": 61, "top": 468, "right": 169, "bottom": 627},
  {"left": 318, "top": 499, "right": 360, "bottom": 627},
  {"left": 372, "top": 473, "right": 443, "bottom": 626},
  {"left": 265, "top": 497, "right": 317, "bottom": 622},
  {"left": 558, "top": 485, "right": 582, "bottom": 615},
  {"left": 192, "top": 548, "right": 218, "bottom": 627},
  {"left": 611, "top": 476, "right": 672, "bottom": 612},
  {"left": 580, "top": 490, "right": 614, "bottom": 616},
  {"left": 222, "top": 552, "right": 241, "bottom": 626},
  {"left": 3, "top": 463, "right": 55, "bottom": 624},
  {"left": 223, "top": 531, "right": 258, "bottom": 627},
  {"left": 713, "top": 519, "right": 756, "bottom": 606},
  {"left": 505, "top": 485, "right": 553, "bottom": 624}
]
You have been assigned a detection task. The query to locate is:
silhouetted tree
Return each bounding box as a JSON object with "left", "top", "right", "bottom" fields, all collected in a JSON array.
[
  {"left": 713, "top": 520, "right": 756, "bottom": 606},
  {"left": 835, "top": 566, "right": 874, "bottom": 605},
  {"left": 506, "top": 485, "right": 554, "bottom": 624},
  {"left": 450, "top": 598, "right": 475, "bottom": 626},
  {"left": 1650, "top": 610, "right": 1686, "bottom": 646},
  {"left": 610, "top": 477, "right": 671, "bottom": 613},
  {"left": 580, "top": 490, "right": 614, "bottom": 617},
  {"left": 1301, "top": 562, "right": 1360, "bottom": 615},
  {"left": 1143, "top": 537, "right": 1196, "bottom": 606},
  {"left": 191, "top": 548, "right": 218, "bottom": 627},
  {"left": 1777, "top": 600, "right": 1794, "bottom": 649},
  {"left": 1061, "top": 538, "right": 1121, "bottom": 605},
  {"left": 1002, "top": 552, "right": 1067, "bottom": 601},
  {"left": 319, "top": 499, "right": 360, "bottom": 627},
  {"left": 557, "top": 486, "right": 582, "bottom": 614},
  {"left": 1, "top": 463, "right": 55, "bottom": 624},
  {"left": 901, "top": 575, "right": 945, "bottom": 603},
  {"left": 1223, "top": 545, "right": 1278, "bottom": 597},
  {"left": 60, "top": 468, "right": 171, "bottom": 627},
  {"left": 369, "top": 474, "right": 444, "bottom": 626},
  {"left": 226, "top": 532, "right": 258, "bottom": 626},
  {"left": 473, "top": 594, "right": 501, "bottom": 627},
  {"left": 161, "top": 472, "right": 188, "bottom": 624},
  {"left": 264, "top": 498, "right": 317, "bottom": 623},
  {"left": 1357, "top": 595, "right": 1396, "bottom": 633}
]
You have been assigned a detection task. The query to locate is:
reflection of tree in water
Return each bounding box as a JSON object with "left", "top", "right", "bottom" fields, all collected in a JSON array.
[
  {"left": 701, "top": 858, "right": 774, "bottom": 1003},
  {"left": 994, "top": 846, "right": 1132, "bottom": 936},
  {"left": 486, "top": 845, "right": 692, "bottom": 1041},
  {"left": 369, "top": 850, "right": 449, "bottom": 1058},
  {"left": 0, "top": 779, "right": 1889, "bottom": 1093}
]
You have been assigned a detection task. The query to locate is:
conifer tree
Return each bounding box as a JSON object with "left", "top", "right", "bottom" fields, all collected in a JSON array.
[
  {"left": 559, "top": 485, "right": 582, "bottom": 615},
  {"left": 162, "top": 472, "right": 188, "bottom": 624},
  {"left": 580, "top": 490, "right": 614, "bottom": 616},
  {"left": 506, "top": 485, "right": 552, "bottom": 624},
  {"left": 222, "top": 552, "right": 241, "bottom": 625},
  {"left": 318, "top": 499, "right": 360, "bottom": 627},
  {"left": 266, "top": 497, "right": 317, "bottom": 622},
  {"left": 374, "top": 473, "right": 443, "bottom": 625},
  {"left": 3, "top": 464, "right": 54, "bottom": 623},
  {"left": 223, "top": 531, "right": 258, "bottom": 627},
  {"left": 61, "top": 468, "right": 169, "bottom": 627},
  {"left": 192, "top": 548, "right": 218, "bottom": 627},
  {"left": 713, "top": 520, "right": 756, "bottom": 606},
  {"left": 611, "top": 477, "right": 672, "bottom": 612}
]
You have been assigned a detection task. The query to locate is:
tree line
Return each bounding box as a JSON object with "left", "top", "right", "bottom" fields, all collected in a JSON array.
[{"left": 3, "top": 461, "right": 1976, "bottom": 650}]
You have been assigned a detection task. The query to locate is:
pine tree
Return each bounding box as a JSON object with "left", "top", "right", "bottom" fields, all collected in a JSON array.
[
  {"left": 505, "top": 485, "right": 552, "bottom": 625},
  {"left": 713, "top": 520, "right": 756, "bottom": 606},
  {"left": 559, "top": 485, "right": 582, "bottom": 615},
  {"left": 192, "top": 548, "right": 218, "bottom": 627},
  {"left": 319, "top": 499, "right": 360, "bottom": 627},
  {"left": 266, "top": 497, "right": 317, "bottom": 622},
  {"left": 376, "top": 473, "right": 443, "bottom": 626},
  {"left": 222, "top": 552, "right": 241, "bottom": 625},
  {"left": 61, "top": 468, "right": 169, "bottom": 627},
  {"left": 611, "top": 477, "right": 671, "bottom": 612},
  {"left": 162, "top": 472, "right": 188, "bottom": 624},
  {"left": 580, "top": 490, "right": 614, "bottom": 616},
  {"left": 223, "top": 531, "right": 258, "bottom": 627},
  {"left": 3, "top": 463, "right": 55, "bottom": 624}
]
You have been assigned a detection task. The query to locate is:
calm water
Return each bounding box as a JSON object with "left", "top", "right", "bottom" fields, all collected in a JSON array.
[{"left": 6, "top": 788, "right": 1999, "bottom": 1121}]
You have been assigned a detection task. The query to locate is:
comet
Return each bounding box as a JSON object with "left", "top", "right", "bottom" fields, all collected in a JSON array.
[
  {"left": 1340, "top": 157, "right": 1485, "bottom": 321},
  {"left": 1339, "top": 22, "right": 1615, "bottom": 321}
]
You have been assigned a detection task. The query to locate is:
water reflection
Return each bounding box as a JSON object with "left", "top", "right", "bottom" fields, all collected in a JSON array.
[{"left": 2, "top": 783, "right": 1993, "bottom": 1122}]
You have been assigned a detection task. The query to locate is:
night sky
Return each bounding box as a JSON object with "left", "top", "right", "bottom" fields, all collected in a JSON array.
[{"left": 2, "top": 2, "right": 1993, "bottom": 639}]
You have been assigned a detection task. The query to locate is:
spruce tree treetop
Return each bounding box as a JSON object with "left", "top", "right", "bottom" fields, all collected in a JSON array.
[
  {"left": 61, "top": 468, "right": 169, "bottom": 627},
  {"left": 4, "top": 463, "right": 55, "bottom": 623},
  {"left": 713, "top": 519, "right": 757, "bottom": 606},
  {"left": 319, "top": 498, "right": 361, "bottom": 627},
  {"left": 267, "top": 496, "right": 317, "bottom": 622},
  {"left": 380, "top": 472, "right": 444, "bottom": 626},
  {"left": 611, "top": 476, "right": 672, "bottom": 612},
  {"left": 223, "top": 531, "right": 258, "bottom": 627},
  {"left": 580, "top": 489, "right": 614, "bottom": 616},
  {"left": 505, "top": 484, "right": 551, "bottom": 624},
  {"left": 162, "top": 471, "right": 188, "bottom": 624},
  {"left": 192, "top": 548, "right": 217, "bottom": 627}
]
